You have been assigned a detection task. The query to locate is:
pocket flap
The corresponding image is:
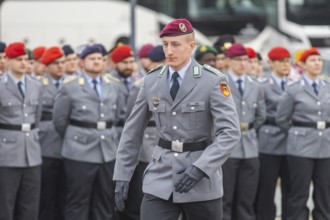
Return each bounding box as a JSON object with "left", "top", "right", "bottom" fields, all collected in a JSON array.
[{"left": 181, "top": 102, "right": 205, "bottom": 113}]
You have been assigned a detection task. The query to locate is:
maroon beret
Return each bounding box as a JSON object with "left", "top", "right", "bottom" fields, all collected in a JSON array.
[
  {"left": 268, "top": 47, "right": 290, "bottom": 60},
  {"left": 5, "top": 42, "right": 26, "bottom": 59},
  {"left": 226, "top": 43, "right": 247, "bottom": 58},
  {"left": 111, "top": 45, "right": 134, "bottom": 63},
  {"left": 299, "top": 48, "right": 320, "bottom": 62},
  {"left": 33, "top": 46, "right": 47, "bottom": 61},
  {"left": 41, "top": 47, "right": 64, "bottom": 65},
  {"left": 246, "top": 48, "right": 257, "bottom": 59},
  {"left": 159, "top": 18, "right": 193, "bottom": 37},
  {"left": 138, "top": 44, "right": 154, "bottom": 59}
]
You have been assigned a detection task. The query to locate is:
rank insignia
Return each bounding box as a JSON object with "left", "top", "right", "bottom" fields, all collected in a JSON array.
[{"left": 220, "top": 82, "right": 230, "bottom": 97}]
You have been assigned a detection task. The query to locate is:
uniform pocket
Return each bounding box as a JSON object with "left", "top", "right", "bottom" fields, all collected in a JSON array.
[
  {"left": 143, "top": 147, "right": 163, "bottom": 184},
  {"left": 181, "top": 101, "right": 205, "bottom": 130},
  {"left": 149, "top": 103, "right": 166, "bottom": 128}
]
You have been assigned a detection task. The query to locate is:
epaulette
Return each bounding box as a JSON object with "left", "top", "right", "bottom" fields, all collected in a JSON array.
[
  {"left": 203, "top": 64, "right": 219, "bottom": 76},
  {"left": 64, "top": 75, "right": 78, "bottom": 84},
  {"left": 247, "top": 75, "right": 254, "bottom": 83},
  {"left": 257, "top": 77, "right": 268, "bottom": 84},
  {"left": 320, "top": 74, "right": 330, "bottom": 82},
  {"left": 147, "top": 65, "right": 164, "bottom": 75},
  {"left": 134, "top": 78, "right": 145, "bottom": 87},
  {"left": 103, "top": 74, "right": 120, "bottom": 83},
  {"left": 42, "top": 77, "right": 49, "bottom": 86},
  {"left": 287, "top": 80, "right": 299, "bottom": 87},
  {"left": 27, "top": 74, "right": 41, "bottom": 81}
]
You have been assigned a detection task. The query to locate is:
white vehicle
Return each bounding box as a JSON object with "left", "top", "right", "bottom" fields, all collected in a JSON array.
[{"left": 0, "top": 0, "right": 211, "bottom": 49}]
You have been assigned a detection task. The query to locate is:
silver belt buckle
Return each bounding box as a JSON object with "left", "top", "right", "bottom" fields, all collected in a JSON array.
[
  {"left": 240, "top": 122, "right": 249, "bottom": 132},
  {"left": 21, "top": 123, "right": 31, "bottom": 132},
  {"left": 317, "top": 121, "right": 326, "bottom": 130},
  {"left": 97, "top": 121, "right": 106, "bottom": 130},
  {"left": 171, "top": 140, "right": 183, "bottom": 152}
]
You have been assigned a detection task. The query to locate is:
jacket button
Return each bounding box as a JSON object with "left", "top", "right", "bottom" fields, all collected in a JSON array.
[
  {"left": 172, "top": 112, "right": 177, "bottom": 116},
  {"left": 173, "top": 126, "right": 178, "bottom": 130}
]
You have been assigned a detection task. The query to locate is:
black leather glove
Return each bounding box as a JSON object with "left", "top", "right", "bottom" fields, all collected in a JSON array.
[
  {"left": 174, "top": 165, "right": 205, "bottom": 193},
  {"left": 115, "top": 181, "right": 130, "bottom": 212}
]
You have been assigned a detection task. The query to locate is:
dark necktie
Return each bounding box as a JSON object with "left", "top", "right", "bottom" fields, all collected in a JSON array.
[
  {"left": 55, "top": 82, "right": 60, "bottom": 89},
  {"left": 237, "top": 79, "right": 243, "bottom": 96},
  {"left": 92, "top": 79, "right": 100, "bottom": 98},
  {"left": 170, "top": 72, "right": 180, "bottom": 100},
  {"left": 312, "top": 82, "right": 318, "bottom": 95},
  {"left": 17, "top": 81, "right": 25, "bottom": 98},
  {"left": 281, "top": 80, "right": 285, "bottom": 91},
  {"left": 123, "top": 78, "right": 130, "bottom": 92}
]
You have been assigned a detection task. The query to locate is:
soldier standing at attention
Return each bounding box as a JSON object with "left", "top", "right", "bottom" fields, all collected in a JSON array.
[
  {"left": 38, "top": 47, "right": 66, "bottom": 220},
  {"left": 222, "top": 43, "right": 266, "bottom": 220},
  {"left": 256, "top": 47, "right": 292, "bottom": 220},
  {"left": 0, "top": 42, "right": 7, "bottom": 75},
  {"left": 276, "top": 48, "right": 330, "bottom": 220},
  {"left": 32, "top": 46, "right": 47, "bottom": 77},
  {"left": 0, "top": 42, "right": 43, "bottom": 220},
  {"left": 110, "top": 45, "right": 136, "bottom": 141},
  {"left": 62, "top": 44, "right": 79, "bottom": 76},
  {"left": 113, "top": 18, "right": 240, "bottom": 220},
  {"left": 53, "top": 45, "right": 121, "bottom": 220}
]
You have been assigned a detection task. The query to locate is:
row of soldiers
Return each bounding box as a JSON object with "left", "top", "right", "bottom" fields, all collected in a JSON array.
[{"left": 0, "top": 18, "right": 329, "bottom": 220}]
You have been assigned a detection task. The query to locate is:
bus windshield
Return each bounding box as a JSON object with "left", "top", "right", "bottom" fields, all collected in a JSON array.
[
  {"left": 286, "top": 0, "right": 330, "bottom": 25},
  {"left": 188, "top": 0, "right": 265, "bottom": 18}
]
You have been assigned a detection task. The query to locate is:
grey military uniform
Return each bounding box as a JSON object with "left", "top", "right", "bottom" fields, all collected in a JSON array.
[
  {"left": 53, "top": 74, "right": 121, "bottom": 163},
  {"left": 258, "top": 76, "right": 287, "bottom": 155},
  {"left": 227, "top": 73, "right": 266, "bottom": 158},
  {"left": 114, "top": 60, "right": 241, "bottom": 203},
  {"left": 0, "top": 72, "right": 43, "bottom": 167},
  {"left": 39, "top": 75, "right": 63, "bottom": 158},
  {"left": 276, "top": 78, "right": 330, "bottom": 158}
]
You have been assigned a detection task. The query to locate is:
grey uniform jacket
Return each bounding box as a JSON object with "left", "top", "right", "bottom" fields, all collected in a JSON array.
[
  {"left": 39, "top": 75, "right": 63, "bottom": 158},
  {"left": 0, "top": 73, "right": 43, "bottom": 167},
  {"left": 227, "top": 74, "right": 266, "bottom": 158},
  {"left": 53, "top": 74, "right": 121, "bottom": 163},
  {"left": 111, "top": 71, "right": 136, "bottom": 142},
  {"left": 126, "top": 78, "right": 158, "bottom": 163},
  {"left": 113, "top": 60, "right": 241, "bottom": 203},
  {"left": 258, "top": 76, "right": 288, "bottom": 155},
  {"left": 276, "top": 78, "right": 330, "bottom": 158}
]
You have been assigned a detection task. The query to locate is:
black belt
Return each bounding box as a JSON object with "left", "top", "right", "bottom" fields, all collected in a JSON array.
[
  {"left": 240, "top": 122, "right": 254, "bottom": 131},
  {"left": 158, "top": 138, "right": 208, "bottom": 152},
  {"left": 41, "top": 112, "right": 53, "bottom": 121},
  {"left": 70, "top": 119, "right": 113, "bottom": 129},
  {"left": 264, "top": 117, "right": 276, "bottom": 126},
  {"left": 116, "top": 120, "right": 125, "bottom": 127},
  {"left": 147, "top": 121, "right": 156, "bottom": 127},
  {"left": 0, "top": 123, "right": 36, "bottom": 131},
  {"left": 292, "top": 121, "right": 330, "bottom": 129}
]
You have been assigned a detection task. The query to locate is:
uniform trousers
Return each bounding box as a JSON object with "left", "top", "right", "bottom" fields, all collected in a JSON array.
[
  {"left": 141, "top": 193, "right": 223, "bottom": 220},
  {"left": 63, "top": 159, "right": 116, "bottom": 220},
  {"left": 39, "top": 157, "right": 66, "bottom": 220},
  {"left": 286, "top": 156, "right": 330, "bottom": 220},
  {"left": 256, "top": 154, "right": 290, "bottom": 220},
  {"left": 222, "top": 158, "right": 259, "bottom": 220},
  {"left": 0, "top": 165, "right": 41, "bottom": 220},
  {"left": 118, "top": 161, "right": 148, "bottom": 220}
]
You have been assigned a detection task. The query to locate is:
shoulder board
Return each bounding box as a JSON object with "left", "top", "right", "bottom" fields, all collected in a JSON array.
[
  {"left": 103, "top": 74, "right": 120, "bottom": 83},
  {"left": 134, "top": 78, "right": 145, "bottom": 87},
  {"left": 320, "top": 74, "right": 330, "bottom": 82},
  {"left": 42, "top": 77, "right": 49, "bottom": 86},
  {"left": 64, "top": 75, "right": 78, "bottom": 84},
  {"left": 27, "top": 74, "right": 41, "bottom": 81},
  {"left": 247, "top": 75, "right": 253, "bottom": 82},
  {"left": 257, "top": 77, "right": 268, "bottom": 84},
  {"left": 287, "top": 80, "right": 299, "bottom": 87},
  {"left": 147, "top": 65, "right": 164, "bottom": 75},
  {"left": 203, "top": 64, "right": 219, "bottom": 76}
]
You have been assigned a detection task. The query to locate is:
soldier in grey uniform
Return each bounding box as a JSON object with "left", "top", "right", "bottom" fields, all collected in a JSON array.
[
  {"left": 0, "top": 41, "right": 7, "bottom": 75},
  {"left": 110, "top": 45, "right": 136, "bottom": 142},
  {"left": 256, "top": 47, "right": 292, "bottom": 220},
  {"left": 0, "top": 42, "right": 43, "bottom": 220},
  {"left": 276, "top": 48, "right": 330, "bottom": 220},
  {"left": 62, "top": 44, "right": 79, "bottom": 76},
  {"left": 222, "top": 43, "right": 266, "bottom": 220},
  {"left": 38, "top": 47, "right": 66, "bottom": 220},
  {"left": 53, "top": 44, "right": 121, "bottom": 220},
  {"left": 113, "top": 18, "right": 241, "bottom": 220}
]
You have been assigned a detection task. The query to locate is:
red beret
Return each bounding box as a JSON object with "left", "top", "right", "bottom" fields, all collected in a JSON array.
[
  {"left": 299, "top": 48, "right": 320, "bottom": 62},
  {"left": 111, "top": 45, "right": 134, "bottom": 63},
  {"left": 5, "top": 42, "right": 26, "bottom": 59},
  {"left": 159, "top": 18, "right": 193, "bottom": 37},
  {"left": 41, "top": 47, "right": 64, "bottom": 65},
  {"left": 226, "top": 43, "right": 247, "bottom": 58},
  {"left": 246, "top": 47, "right": 257, "bottom": 59},
  {"left": 138, "top": 44, "right": 154, "bottom": 59},
  {"left": 33, "top": 46, "right": 46, "bottom": 61},
  {"left": 268, "top": 47, "right": 290, "bottom": 60}
]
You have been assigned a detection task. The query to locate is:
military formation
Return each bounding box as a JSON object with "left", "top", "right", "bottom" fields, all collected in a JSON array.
[{"left": 0, "top": 18, "right": 329, "bottom": 220}]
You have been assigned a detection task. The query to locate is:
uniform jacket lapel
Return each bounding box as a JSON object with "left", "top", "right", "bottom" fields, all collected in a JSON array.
[
  {"left": 318, "top": 79, "right": 326, "bottom": 99},
  {"left": 171, "top": 61, "right": 197, "bottom": 109},
  {"left": 158, "top": 65, "right": 173, "bottom": 105},
  {"left": 81, "top": 74, "right": 99, "bottom": 101},
  {"left": 270, "top": 77, "right": 283, "bottom": 95},
  {"left": 227, "top": 74, "right": 240, "bottom": 99},
  {"left": 302, "top": 79, "right": 319, "bottom": 100},
  {"left": 242, "top": 76, "right": 253, "bottom": 99},
  {"left": 5, "top": 73, "right": 24, "bottom": 101}
]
